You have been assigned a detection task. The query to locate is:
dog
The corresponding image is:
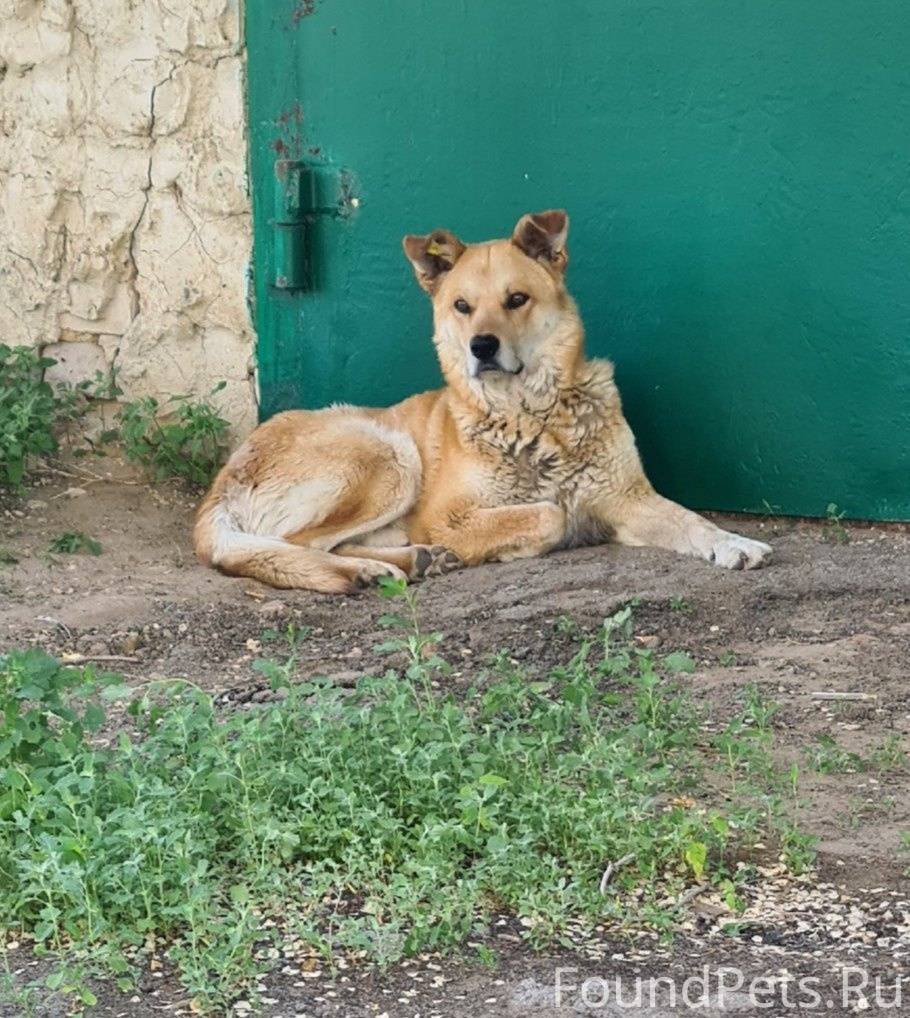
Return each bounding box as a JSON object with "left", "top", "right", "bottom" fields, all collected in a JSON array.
[{"left": 194, "top": 210, "right": 771, "bottom": 593}]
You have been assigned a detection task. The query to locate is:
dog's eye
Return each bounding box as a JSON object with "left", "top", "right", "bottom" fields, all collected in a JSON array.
[
  {"left": 506, "top": 292, "right": 529, "bottom": 310},
  {"left": 453, "top": 298, "right": 471, "bottom": 315}
]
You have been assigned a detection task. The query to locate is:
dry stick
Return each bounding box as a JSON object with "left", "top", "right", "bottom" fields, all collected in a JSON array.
[
  {"left": 60, "top": 654, "right": 140, "bottom": 665},
  {"left": 42, "top": 462, "right": 140, "bottom": 486},
  {"left": 676, "top": 883, "right": 710, "bottom": 909},
  {"left": 810, "top": 692, "right": 877, "bottom": 702},
  {"left": 599, "top": 853, "right": 636, "bottom": 895}
]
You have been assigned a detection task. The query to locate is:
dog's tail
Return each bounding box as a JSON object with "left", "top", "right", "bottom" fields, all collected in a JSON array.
[{"left": 193, "top": 475, "right": 357, "bottom": 593}]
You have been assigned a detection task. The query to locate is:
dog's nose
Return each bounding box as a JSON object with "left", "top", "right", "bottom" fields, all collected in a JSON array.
[{"left": 470, "top": 334, "right": 500, "bottom": 362}]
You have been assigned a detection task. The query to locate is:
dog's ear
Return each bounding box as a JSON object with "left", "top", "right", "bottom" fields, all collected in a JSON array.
[
  {"left": 402, "top": 229, "right": 466, "bottom": 293},
  {"left": 511, "top": 209, "right": 569, "bottom": 271}
]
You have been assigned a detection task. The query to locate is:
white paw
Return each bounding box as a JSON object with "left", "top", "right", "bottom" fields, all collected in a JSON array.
[
  {"left": 710, "top": 533, "right": 772, "bottom": 570},
  {"left": 352, "top": 559, "right": 408, "bottom": 588}
]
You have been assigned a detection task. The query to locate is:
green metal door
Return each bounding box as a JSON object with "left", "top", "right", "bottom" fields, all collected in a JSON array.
[{"left": 246, "top": 1, "right": 910, "bottom": 521}]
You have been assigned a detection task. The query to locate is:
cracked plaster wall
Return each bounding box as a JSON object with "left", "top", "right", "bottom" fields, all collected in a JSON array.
[{"left": 0, "top": 0, "right": 257, "bottom": 436}]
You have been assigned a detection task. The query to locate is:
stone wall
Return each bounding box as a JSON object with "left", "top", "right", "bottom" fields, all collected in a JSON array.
[{"left": 0, "top": 0, "right": 257, "bottom": 436}]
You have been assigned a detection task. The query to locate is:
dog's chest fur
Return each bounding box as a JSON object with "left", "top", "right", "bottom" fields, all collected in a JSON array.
[{"left": 461, "top": 361, "right": 636, "bottom": 538}]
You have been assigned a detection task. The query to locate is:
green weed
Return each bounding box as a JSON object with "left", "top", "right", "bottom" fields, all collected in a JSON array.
[
  {"left": 0, "top": 345, "right": 120, "bottom": 489},
  {"left": 0, "top": 346, "right": 68, "bottom": 489},
  {"left": 870, "top": 734, "right": 907, "bottom": 772},
  {"left": 823, "top": 503, "right": 850, "bottom": 545},
  {"left": 669, "top": 597, "right": 692, "bottom": 614},
  {"left": 839, "top": 795, "right": 897, "bottom": 831},
  {"left": 712, "top": 687, "right": 816, "bottom": 872},
  {"left": 778, "top": 825, "right": 818, "bottom": 876},
  {"left": 0, "top": 601, "right": 809, "bottom": 1012},
  {"left": 117, "top": 384, "right": 229, "bottom": 486},
  {"left": 553, "top": 614, "right": 580, "bottom": 637},
  {"left": 806, "top": 733, "right": 905, "bottom": 775},
  {"left": 47, "top": 532, "right": 102, "bottom": 556},
  {"left": 805, "top": 733, "right": 865, "bottom": 774}
]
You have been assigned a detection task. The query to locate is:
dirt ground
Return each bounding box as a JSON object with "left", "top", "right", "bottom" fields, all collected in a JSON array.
[{"left": 1, "top": 463, "right": 909, "bottom": 1017}]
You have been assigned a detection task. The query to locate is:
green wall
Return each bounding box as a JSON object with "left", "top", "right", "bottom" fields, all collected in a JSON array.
[{"left": 246, "top": 1, "right": 910, "bottom": 520}]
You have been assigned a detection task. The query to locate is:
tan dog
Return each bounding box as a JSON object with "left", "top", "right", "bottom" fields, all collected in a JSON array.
[{"left": 194, "top": 210, "right": 771, "bottom": 593}]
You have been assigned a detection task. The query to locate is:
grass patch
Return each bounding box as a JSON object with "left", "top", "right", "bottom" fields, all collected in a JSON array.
[
  {"left": 47, "top": 532, "right": 103, "bottom": 556},
  {"left": 1, "top": 598, "right": 807, "bottom": 1012},
  {"left": 805, "top": 733, "right": 906, "bottom": 775}
]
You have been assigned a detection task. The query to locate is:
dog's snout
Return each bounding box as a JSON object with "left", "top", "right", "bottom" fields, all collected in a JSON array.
[{"left": 470, "top": 334, "right": 500, "bottom": 361}]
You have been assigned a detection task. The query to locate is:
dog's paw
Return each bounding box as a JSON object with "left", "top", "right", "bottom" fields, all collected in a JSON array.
[
  {"left": 710, "top": 533, "right": 772, "bottom": 570},
  {"left": 350, "top": 559, "right": 408, "bottom": 589},
  {"left": 413, "top": 545, "right": 463, "bottom": 578},
  {"left": 536, "top": 501, "right": 568, "bottom": 546}
]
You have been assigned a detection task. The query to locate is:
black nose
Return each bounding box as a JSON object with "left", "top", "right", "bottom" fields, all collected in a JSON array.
[{"left": 470, "top": 334, "right": 500, "bottom": 361}]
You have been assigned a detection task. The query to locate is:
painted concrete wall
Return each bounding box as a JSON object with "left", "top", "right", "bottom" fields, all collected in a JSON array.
[{"left": 0, "top": 0, "right": 256, "bottom": 436}]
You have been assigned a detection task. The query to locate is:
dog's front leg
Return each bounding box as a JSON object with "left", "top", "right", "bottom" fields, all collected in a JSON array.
[
  {"left": 428, "top": 500, "right": 566, "bottom": 566},
  {"left": 597, "top": 487, "right": 772, "bottom": 570}
]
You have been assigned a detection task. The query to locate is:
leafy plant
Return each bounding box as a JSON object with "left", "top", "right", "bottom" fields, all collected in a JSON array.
[
  {"left": 662, "top": 650, "right": 696, "bottom": 674},
  {"left": 0, "top": 601, "right": 810, "bottom": 1013},
  {"left": 553, "top": 614, "right": 580, "bottom": 637},
  {"left": 0, "top": 345, "right": 62, "bottom": 488},
  {"left": 47, "top": 531, "right": 102, "bottom": 556},
  {"left": 805, "top": 734, "right": 866, "bottom": 774},
  {"left": 823, "top": 503, "right": 850, "bottom": 545},
  {"left": 669, "top": 596, "right": 692, "bottom": 614},
  {"left": 870, "top": 734, "right": 907, "bottom": 772},
  {"left": 117, "top": 384, "right": 229, "bottom": 486},
  {"left": 805, "top": 733, "right": 905, "bottom": 775},
  {"left": 0, "top": 345, "right": 121, "bottom": 488},
  {"left": 778, "top": 824, "right": 818, "bottom": 875}
]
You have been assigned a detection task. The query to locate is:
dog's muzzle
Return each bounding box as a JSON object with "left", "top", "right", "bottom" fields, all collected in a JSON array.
[{"left": 469, "top": 333, "right": 522, "bottom": 377}]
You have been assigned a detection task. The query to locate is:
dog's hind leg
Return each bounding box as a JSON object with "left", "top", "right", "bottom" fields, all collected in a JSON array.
[{"left": 194, "top": 410, "right": 422, "bottom": 593}]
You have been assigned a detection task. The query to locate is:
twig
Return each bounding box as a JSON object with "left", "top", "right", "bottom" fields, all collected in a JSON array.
[
  {"left": 810, "top": 692, "right": 877, "bottom": 702},
  {"left": 39, "top": 464, "right": 85, "bottom": 480},
  {"left": 599, "top": 853, "right": 635, "bottom": 895},
  {"left": 676, "top": 883, "right": 709, "bottom": 908},
  {"left": 60, "top": 654, "right": 139, "bottom": 665},
  {"left": 42, "top": 462, "right": 140, "bottom": 486}
]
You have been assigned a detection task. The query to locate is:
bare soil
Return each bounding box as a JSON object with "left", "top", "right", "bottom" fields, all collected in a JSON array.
[{"left": 2, "top": 465, "right": 909, "bottom": 1017}]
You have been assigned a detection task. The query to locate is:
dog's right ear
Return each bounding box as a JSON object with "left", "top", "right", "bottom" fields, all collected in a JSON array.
[
  {"left": 402, "top": 229, "right": 466, "bottom": 294},
  {"left": 511, "top": 209, "right": 569, "bottom": 272}
]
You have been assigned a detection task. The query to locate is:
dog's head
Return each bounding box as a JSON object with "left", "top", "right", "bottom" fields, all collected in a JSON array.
[{"left": 403, "top": 211, "right": 583, "bottom": 401}]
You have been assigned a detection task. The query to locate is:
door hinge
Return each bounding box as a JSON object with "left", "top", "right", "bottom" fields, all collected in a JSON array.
[{"left": 272, "top": 158, "right": 349, "bottom": 292}]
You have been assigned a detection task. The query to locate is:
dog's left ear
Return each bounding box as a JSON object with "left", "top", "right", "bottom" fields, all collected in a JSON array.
[
  {"left": 402, "top": 229, "right": 466, "bottom": 294},
  {"left": 511, "top": 209, "right": 569, "bottom": 271}
]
